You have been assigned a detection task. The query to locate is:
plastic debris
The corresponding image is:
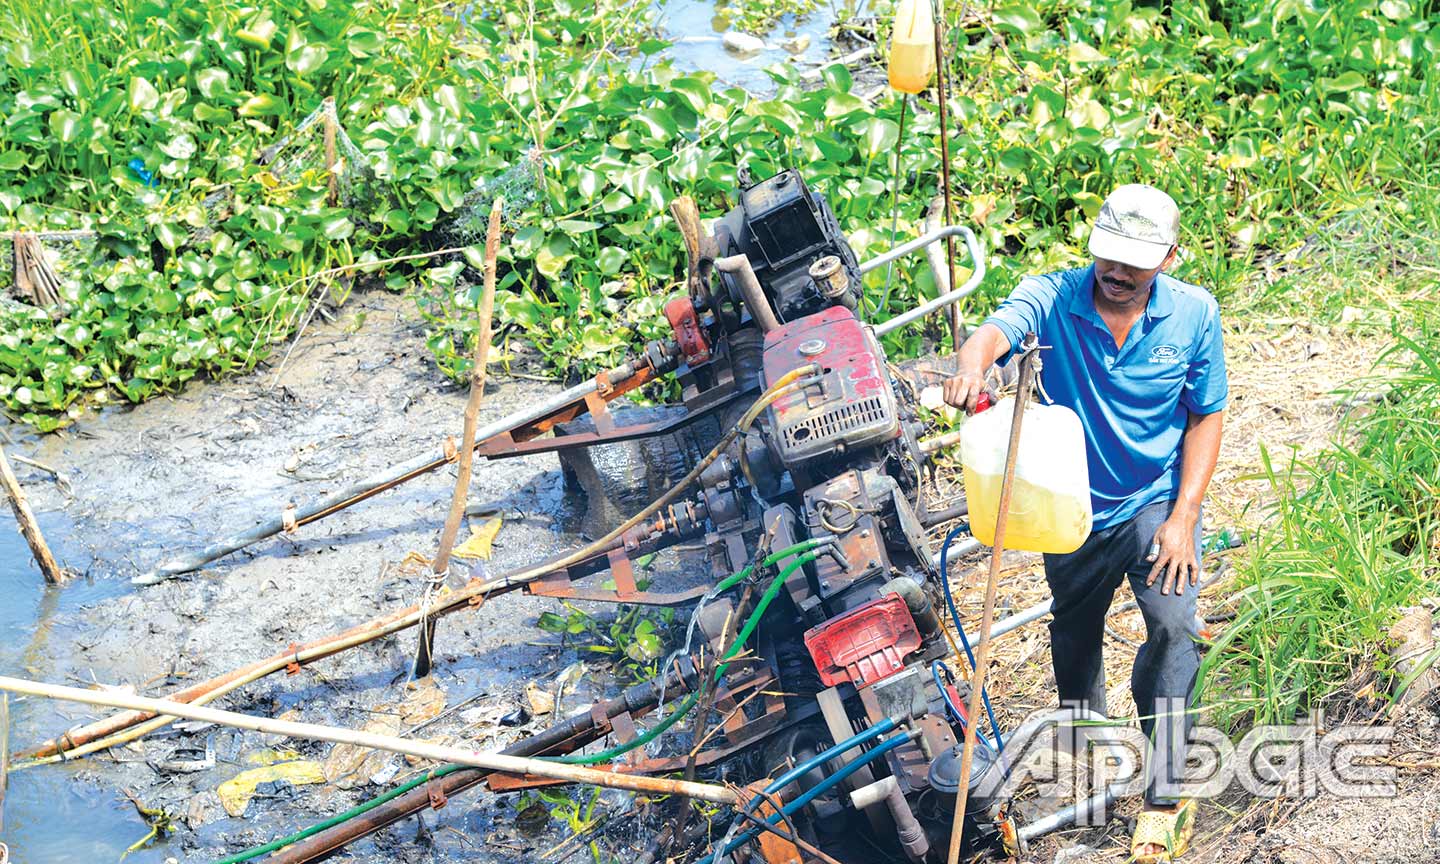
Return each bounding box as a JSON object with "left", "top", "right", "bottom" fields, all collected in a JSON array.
[
  {"left": 217, "top": 760, "right": 326, "bottom": 817},
  {"left": 322, "top": 715, "right": 401, "bottom": 790},
  {"left": 450, "top": 516, "right": 503, "bottom": 560}
]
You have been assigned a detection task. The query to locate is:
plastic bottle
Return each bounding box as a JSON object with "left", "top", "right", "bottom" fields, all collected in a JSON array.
[
  {"left": 888, "top": 0, "right": 937, "bottom": 94},
  {"left": 959, "top": 397, "right": 1093, "bottom": 554}
]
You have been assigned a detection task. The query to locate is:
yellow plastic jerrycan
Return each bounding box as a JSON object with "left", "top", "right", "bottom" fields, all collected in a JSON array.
[
  {"left": 888, "top": 0, "right": 936, "bottom": 94},
  {"left": 959, "top": 398, "right": 1093, "bottom": 554}
]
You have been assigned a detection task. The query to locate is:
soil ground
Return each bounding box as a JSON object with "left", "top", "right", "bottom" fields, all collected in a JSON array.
[{"left": 2, "top": 293, "right": 1437, "bottom": 864}]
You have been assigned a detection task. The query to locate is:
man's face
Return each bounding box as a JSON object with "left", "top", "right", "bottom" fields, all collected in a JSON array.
[{"left": 1092, "top": 248, "right": 1176, "bottom": 310}]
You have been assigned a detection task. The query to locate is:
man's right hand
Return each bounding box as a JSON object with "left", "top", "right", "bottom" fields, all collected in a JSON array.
[{"left": 942, "top": 367, "right": 991, "bottom": 413}]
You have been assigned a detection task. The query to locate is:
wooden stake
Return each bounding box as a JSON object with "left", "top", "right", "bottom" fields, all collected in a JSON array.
[
  {"left": 322, "top": 96, "right": 339, "bottom": 207},
  {"left": 0, "top": 675, "right": 740, "bottom": 805},
  {"left": 945, "top": 333, "right": 1039, "bottom": 864},
  {"left": 0, "top": 447, "right": 65, "bottom": 584},
  {"left": 415, "top": 198, "right": 506, "bottom": 677}
]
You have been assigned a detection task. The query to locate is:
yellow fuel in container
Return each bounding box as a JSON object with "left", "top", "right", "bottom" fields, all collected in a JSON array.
[
  {"left": 959, "top": 398, "right": 1093, "bottom": 554},
  {"left": 888, "top": 0, "right": 936, "bottom": 94}
]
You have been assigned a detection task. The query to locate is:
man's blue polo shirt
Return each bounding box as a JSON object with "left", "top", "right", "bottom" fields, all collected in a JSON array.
[{"left": 985, "top": 265, "right": 1228, "bottom": 530}]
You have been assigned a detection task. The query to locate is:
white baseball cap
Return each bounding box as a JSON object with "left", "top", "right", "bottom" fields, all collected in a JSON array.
[{"left": 1087, "top": 184, "right": 1179, "bottom": 270}]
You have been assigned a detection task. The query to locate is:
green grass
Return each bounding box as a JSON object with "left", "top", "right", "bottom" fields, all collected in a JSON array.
[{"left": 1198, "top": 300, "right": 1440, "bottom": 727}]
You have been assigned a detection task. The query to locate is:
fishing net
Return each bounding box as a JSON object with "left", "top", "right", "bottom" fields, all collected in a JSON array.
[
  {"left": 256, "top": 98, "right": 377, "bottom": 210},
  {"left": 445, "top": 147, "right": 546, "bottom": 244}
]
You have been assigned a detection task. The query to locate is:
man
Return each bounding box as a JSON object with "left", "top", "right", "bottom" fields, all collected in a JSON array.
[{"left": 943, "top": 184, "right": 1227, "bottom": 862}]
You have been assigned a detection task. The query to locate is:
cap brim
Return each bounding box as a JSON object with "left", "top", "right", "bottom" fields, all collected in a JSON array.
[{"left": 1088, "top": 226, "right": 1171, "bottom": 270}]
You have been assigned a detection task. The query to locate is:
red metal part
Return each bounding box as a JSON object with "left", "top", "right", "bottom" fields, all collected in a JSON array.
[
  {"left": 761, "top": 306, "right": 899, "bottom": 466},
  {"left": 665, "top": 296, "right": 712, "bottom": 367},
  {"left": 804, "top": 594, "right": 922, "bottom": 688}
]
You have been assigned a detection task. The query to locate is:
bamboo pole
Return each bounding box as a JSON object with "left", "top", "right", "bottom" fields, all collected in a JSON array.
[
  {"left": 0, "top": 676, "right": 740, "bottom": 805},
  {"left": 415, "top": 198, "right": 505, "bottom": 677},
  {"left": 944, "top": 333, "right": 1039, "bottom": 864},
  {"left": 0, "top": 446, "right": 65, "bottom": 584}
]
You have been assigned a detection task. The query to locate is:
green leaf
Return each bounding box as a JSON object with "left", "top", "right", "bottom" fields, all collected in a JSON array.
[
  {"left": 536, "top": 611, "right": 569, "bottom": 633},
  {"left": 992, "top": 4, "right": 1043, "bottom": 35},
  {"left": 153, "top": 288, "right": 181, "bottom": 313},
  {"left": 238, "top": 93, "right": 283, "bottom": 117},
  {"left": 321, "top": 216, "right": 354, "bottom": 239},
  {"left": 160, "top": 133, "right": 196, "bottom": 159},
  {"left": 49, "top": 110, "right": 82, "bottom": 143},
  {"left": 824, "top": 93, "right": 866, "bottom": 118},
  {"left": 861, "top": 117, "right": 899, "bottom": 157},
  {"left": 462, "top": 245, "right": 487, "bottom": 269},
  {"left": 557, "top": 219, "right": 602, "bottom": 234},
  {"left": 1318, "top": 71, "right": 1367, "bottom": 97},
  {"left": 128, "top": 77, "right": 160, "bottom": 111},
  {"left": 821, "top": 63, "right": 853, "bottom": 92},
  {"left": 196, "top": 68, "right": 231, "bottom": 99},
  {"left": 597, "top": 246, "right": 627, "bottom": 275}
]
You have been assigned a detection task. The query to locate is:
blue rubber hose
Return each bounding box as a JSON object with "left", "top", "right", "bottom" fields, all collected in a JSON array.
[
  {"left": 940, "top": 523, "right": 1006, "bottom": 754},
  {"left": 698, "top": 731, "right": 916, "bottom": 864},
  {"left": 756, "top": 716, "right": 899, "bottom": 799}
]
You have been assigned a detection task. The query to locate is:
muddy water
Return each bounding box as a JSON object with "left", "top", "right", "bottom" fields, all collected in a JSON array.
[
  {"left": 1, "top": 516, "right": 163, "bottom": 862},
  {"left": 0, "top": 290, "right": 699, "bottom": 862},
  {"left": 654, "top": 0, "right": 863, "bottom": 94}
]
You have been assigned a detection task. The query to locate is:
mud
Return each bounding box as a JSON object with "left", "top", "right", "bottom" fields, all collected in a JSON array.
[{"left": 0, "top": 289, "right": 698, "bottom": 863}]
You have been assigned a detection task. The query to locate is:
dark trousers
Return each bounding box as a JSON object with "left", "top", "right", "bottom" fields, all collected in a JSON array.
[{"left": 1042, "top": 498, "right": 1202, "bottom": 806}]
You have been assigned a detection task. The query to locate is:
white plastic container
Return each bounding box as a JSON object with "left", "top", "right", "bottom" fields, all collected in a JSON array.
[
  {"left": 959, "top": 398, "right": 1092, "bottom": 554},
  {"left": 888, "top": 0, "right": 936, "bottom": 94}
]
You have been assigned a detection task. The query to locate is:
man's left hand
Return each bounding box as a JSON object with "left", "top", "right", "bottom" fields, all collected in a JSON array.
[{"left": 1146, "top": 511, "right": 1200, "bottom": 596}]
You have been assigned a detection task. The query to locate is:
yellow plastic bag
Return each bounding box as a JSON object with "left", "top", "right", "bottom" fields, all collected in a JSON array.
[{"left": 217, "top": 760, "right": 326, "bottom": 817}]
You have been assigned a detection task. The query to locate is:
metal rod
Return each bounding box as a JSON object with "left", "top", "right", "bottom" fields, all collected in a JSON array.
[
  {"left": 135, "top": 368, "right": 631, "bottom": 584},
  {"left": 946, "top": 332, "right": 1040, "bottom": 864},
  {"left": 932, "top": 0, "right": 962, "bottom": 353},
  {"left": 0, "top": 676, "right": 741, "bottom": 805},
  {"left": 871, "top": 225, "right": 985, "bottom": 337}
]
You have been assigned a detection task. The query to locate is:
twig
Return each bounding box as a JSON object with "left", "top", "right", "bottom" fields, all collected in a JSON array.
[{"left": 8, "top": 455, "right": 74, "bottom": 499}]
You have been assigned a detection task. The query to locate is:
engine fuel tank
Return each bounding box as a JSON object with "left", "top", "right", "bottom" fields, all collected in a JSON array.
[{"left": 761, "top": 306, "right": 900, "bottom": 468}]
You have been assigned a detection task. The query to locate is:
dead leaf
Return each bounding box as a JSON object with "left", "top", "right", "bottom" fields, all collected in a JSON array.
[
  {"left": 525, "top": 681, "right": 554, "bottom": 717},
  {"left": 451, "top": 516, "right": 504, "bottom": 560},
  {"left": 401, "top": 676, "right": 447, "bottom": 726},
  {"left": 322, "top": 715, "right": 401, "bottom": 789}
]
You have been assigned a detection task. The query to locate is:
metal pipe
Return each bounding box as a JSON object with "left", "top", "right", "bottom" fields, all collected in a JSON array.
[
  {"left": 868, "top": 226, "right": 985, "bottom": 337},
  {"left": 1000, "top": 708, "right": 1132, "bottom": 843},
  {"left": 136, "top": 364, "right": 638, "bottom": 584},
  {"left": 715, "top": 254, "right": 780, "bottom": 333},
  {"left": 849, "top": 776, "right": 929, "bottom": 862},
  {"left": 0, "top": 676, "right": 741, "bottom": 804}
]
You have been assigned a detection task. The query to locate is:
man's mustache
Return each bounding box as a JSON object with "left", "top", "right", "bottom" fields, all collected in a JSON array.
[{"left": 1102, "top": 276, "right": 1135, "bottom": 291}]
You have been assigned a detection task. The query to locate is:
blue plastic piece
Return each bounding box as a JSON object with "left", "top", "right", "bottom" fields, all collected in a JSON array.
[{"left": 127, "top": 158, "right": 158, "bottom": 187}]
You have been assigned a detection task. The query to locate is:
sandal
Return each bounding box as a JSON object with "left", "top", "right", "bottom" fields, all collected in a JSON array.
[{"left": 1131, "top": 798, "right": 1195, "bottom": 863}]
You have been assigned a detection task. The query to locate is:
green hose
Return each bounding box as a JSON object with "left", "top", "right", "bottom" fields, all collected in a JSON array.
[
  {"left": 212, "top": 765, "right": 466, "bottom": 864},
  {"left": 546, "top": 550, "right": 817, "bottom": 765},
  {"left": 213, "top": 541, "right": 823, "bottom": 862}
]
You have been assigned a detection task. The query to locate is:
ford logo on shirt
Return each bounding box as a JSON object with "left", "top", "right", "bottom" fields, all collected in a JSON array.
[{"left": 1149, "top": 345, "right": 1181, "bottom": 364}]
